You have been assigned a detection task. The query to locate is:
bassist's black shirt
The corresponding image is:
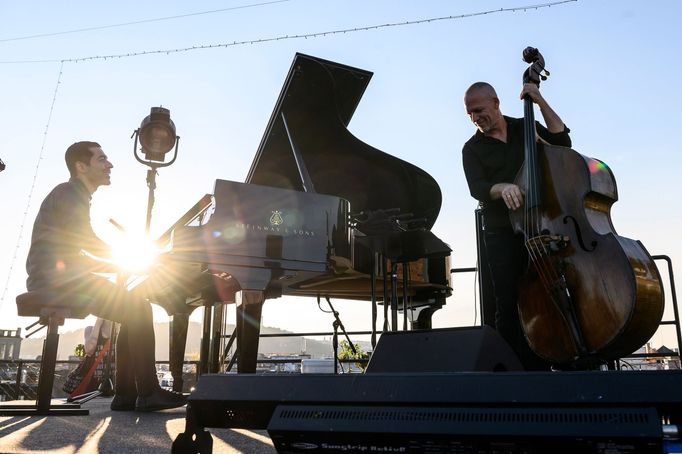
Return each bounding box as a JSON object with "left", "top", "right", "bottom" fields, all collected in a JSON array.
[{"left": 462, "top": 116, "right": 571, "bottom": 229}]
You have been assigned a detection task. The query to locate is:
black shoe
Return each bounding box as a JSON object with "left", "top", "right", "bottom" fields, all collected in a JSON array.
[
  {"left": 135, "top": 388, "right": 187, "bottom": 412},
  {"left": 110, "top": 394, "right": 137, "bottom": 411}
]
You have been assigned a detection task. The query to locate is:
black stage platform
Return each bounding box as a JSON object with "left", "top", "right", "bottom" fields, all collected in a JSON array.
[{"left": 172, "top": 370, "right": 682, "bottom": 453}]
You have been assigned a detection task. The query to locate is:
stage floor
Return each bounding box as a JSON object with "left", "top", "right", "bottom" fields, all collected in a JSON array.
[{"left": 0, "top": 397, "right": 276, "bottom": 453}]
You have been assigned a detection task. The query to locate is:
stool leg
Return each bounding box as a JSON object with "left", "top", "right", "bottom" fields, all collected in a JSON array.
[{"left": 37, "top": 317, "right": 60, "bottom": 412}]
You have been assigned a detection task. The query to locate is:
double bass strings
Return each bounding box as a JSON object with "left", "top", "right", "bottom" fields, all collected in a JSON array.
[{"left": 522, "top": 94, "right": 562, "bottom": 299}]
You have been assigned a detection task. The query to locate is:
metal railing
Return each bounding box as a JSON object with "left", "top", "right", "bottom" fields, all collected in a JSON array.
[
  {"left": 2, "top": 256, "right": 678, "bottom": 399},
  {"left": 0, "top": 354, "right": 370, "bottom": 400},
  {"left": 0, "top": 359, "right": 201, "bottom": 401}
]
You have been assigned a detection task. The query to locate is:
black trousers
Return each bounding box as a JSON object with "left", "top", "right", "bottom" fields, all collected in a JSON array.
[
  {"left": 483, "top": 227, "right": 551, "bottom": 371},
  {"left": 56, "top": 275, "right": 159, "bottom": 396}
]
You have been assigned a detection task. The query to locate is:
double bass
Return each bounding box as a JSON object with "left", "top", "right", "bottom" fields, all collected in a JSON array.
[{"left": 510, "top": 47, "right": 664, "bottom": 366}]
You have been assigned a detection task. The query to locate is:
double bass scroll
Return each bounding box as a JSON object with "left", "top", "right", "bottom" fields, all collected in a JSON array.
[{"left": 510, "top": 47, "right": 664, "bottom": 366}]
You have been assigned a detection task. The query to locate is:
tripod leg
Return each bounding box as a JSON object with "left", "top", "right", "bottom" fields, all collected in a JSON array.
[
  {"left": 370, "top": 253, "right": 377, "bottom": 349},
  {"left": 333, "top": 321, "right": 339, "bottom": 374},
  {"left": 221, "top": 326, "right": 238, "bottom": 373},
  {"left": 382, "top": 257, "right": 389, "bottom": 332},
  {"left": 390, "top": 262, "right": 398, "bottom": 331}
]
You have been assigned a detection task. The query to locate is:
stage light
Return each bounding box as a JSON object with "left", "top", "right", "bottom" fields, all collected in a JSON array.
[
  {"left": 138, "top": 107, "right": 177, "bottom": 162},
  {"left": 132, "top": 106, "right": 180, "bottom": 233}
]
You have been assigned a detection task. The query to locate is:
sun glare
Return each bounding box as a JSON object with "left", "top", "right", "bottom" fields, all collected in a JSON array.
[{"left": 111, "top": 233, "right": 160, "bottom": 273}]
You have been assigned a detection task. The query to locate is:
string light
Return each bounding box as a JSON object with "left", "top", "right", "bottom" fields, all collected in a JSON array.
[
  {"left": 0, "top": 62, "right": 64, "bottom": 308},
  {"left": 0, "top": 1, "right": 577, "bottom": 65}
]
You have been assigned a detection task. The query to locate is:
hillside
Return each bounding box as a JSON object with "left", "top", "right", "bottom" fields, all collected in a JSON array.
[{"left": 17, "top": 321, "right": 365, "bottom": 360}]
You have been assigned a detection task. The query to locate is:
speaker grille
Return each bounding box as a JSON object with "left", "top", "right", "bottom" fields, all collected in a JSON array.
[
  {"left": 276, "top": 406, "right": 653, "bottom": 425},
  {"left": 269, "top": 405, "right": 660, "bottom": 438}
]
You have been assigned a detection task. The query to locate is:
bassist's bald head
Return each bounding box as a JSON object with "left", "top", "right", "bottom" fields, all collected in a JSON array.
[{"left": 464, "top": 82, "right": 498, "bottom": 99}]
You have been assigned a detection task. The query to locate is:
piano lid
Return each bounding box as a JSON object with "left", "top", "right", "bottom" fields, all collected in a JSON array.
[{"left": 246, "top": 53, "right": 443, "bottom": 230}]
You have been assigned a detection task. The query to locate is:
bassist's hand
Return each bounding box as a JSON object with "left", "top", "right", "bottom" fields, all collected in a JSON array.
[
  {"left": 491, "top": 183, "right": 524, "bottom": 211},
  {"left": 520, "top": 83, "right": 545, "bottom": 104}
]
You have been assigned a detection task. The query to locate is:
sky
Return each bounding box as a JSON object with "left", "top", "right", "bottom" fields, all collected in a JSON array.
[{"left": 1, "top": 0, "right": 681, "bottom": 353}]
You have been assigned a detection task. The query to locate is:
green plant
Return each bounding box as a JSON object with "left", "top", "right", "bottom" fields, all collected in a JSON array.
[
  {"left": 338, "top": 340, "right": 369, "bottom": 372},
  {"left": 74, "top": 343, "right": 86, "bottom": 358}
]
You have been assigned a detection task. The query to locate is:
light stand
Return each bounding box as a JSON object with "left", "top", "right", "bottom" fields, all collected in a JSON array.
[{"left": 132, "top": 107, "right": 180, "bottom": 234}]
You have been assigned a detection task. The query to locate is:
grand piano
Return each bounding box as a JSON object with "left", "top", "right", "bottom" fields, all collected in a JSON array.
[{"left": 141, "top": 53, "right": 452, "bottom": 390}]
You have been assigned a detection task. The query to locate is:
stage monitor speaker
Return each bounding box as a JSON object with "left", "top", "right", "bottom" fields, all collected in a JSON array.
[
  {"left": 267, "top": 405, "right": 662, "bottom": 454},
  {"left": 365, "top": 326, "right": 523, "bottom": 373}
]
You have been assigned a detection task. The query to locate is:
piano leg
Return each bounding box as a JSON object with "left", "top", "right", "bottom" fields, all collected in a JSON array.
[
  {"left": 208, "top": 303, "right": 224, "bottom": 373},
  {"left": 235, "top": 290, "right": 264, "bottom": 373},
  {"left": 169, "top": 312, "right": 190, "bottom": 393},
  {"left": 411, "top": 303, "right": 444, "bottom": 330},
  {"left": 199, "top": 304, "right": 213, "bottom": 375}
]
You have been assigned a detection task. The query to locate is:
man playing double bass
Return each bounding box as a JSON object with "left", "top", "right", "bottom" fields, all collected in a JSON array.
[{"left": 461, "top": 81, "right": 571, "bottom": 370}]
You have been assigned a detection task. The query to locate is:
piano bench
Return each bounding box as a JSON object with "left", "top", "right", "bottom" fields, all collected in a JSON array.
[
  {"left": 0, "top": 291, "right": 94, "bottom": 416},
  {"left": 16, "top": 290, "right": 93, "bottom": 321}
]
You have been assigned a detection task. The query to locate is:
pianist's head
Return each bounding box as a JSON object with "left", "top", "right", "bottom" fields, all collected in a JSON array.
[{"left": 65, "top": 141, "right": 114, "bottom": 194}]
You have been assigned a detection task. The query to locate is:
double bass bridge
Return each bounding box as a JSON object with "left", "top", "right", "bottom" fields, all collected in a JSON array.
[{"left": 525, "top": 233, "right": 570, "bottom": 254}]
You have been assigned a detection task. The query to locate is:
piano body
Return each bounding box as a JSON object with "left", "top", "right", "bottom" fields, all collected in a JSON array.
[{"left": 144, "top": 54, "right": 452, "bottom": 390}]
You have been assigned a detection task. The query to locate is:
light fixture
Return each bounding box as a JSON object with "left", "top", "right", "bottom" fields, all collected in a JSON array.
[
  {"left": 137, "top": 107, "right": 178, "bottom": 162},
  {"left": 132, "top": 106, "right": 180, "bottom": 233}
]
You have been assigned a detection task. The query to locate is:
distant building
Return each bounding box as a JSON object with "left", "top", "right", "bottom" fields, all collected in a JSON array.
[
  {"left": 621, "top": 343, "right": 681, "bottom": 370},
  {"left": 654, "top": 345, "right": 680, "bottom": 370},
  {"left": 0, "top": 328, "right": 22, "bottom": 360},
  {"left": 265, "top": 354, "right": 311, "bottom": 373}
]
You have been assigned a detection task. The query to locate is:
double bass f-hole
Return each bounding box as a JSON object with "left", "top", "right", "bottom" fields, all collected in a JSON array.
[{"left": 563, "top": 215, "right": 598, "bottom": 252}]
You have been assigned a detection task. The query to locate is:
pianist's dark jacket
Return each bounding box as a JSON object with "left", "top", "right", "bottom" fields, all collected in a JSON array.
[{"left": 26, "top": 177, "right": 110, "bottom": 290}]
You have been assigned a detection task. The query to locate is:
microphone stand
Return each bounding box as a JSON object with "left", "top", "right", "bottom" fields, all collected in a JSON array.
[{"left": 321, "top": 295, "right": 356, "bottom": 374}]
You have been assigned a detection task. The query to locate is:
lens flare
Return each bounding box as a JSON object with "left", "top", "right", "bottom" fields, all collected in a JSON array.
[
  {"left": 588, "top": 158, "right": 608, "bottom": 174},
  {"left": 111, "top": 233, "right": 159, "bottom": 273}
]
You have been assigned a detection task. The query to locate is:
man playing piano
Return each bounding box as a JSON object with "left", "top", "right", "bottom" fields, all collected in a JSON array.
[
  {"left": 461, "top": 82, "right": 571, "bottom": 370},
  {"left": 25, "top": 141, "right": 186, "bottom": 411}
]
